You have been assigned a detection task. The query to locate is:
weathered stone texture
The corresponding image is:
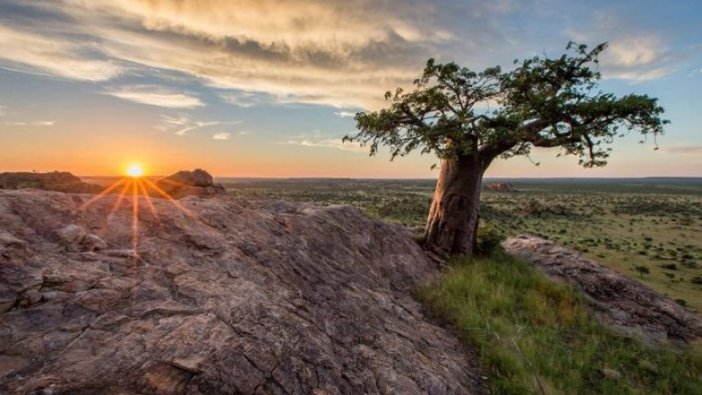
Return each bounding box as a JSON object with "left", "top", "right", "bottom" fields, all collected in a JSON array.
[{"left": 0, "top": 190, "right": 481, "bottom": 394}]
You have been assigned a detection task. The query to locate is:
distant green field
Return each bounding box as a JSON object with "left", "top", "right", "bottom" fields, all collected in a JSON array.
[{"left": 222, "top": 177, "right": 702, "bottom": 313}]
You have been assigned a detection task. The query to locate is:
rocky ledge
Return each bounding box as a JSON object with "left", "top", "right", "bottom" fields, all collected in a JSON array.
[
  {"left": 504, "top": 235, "right": 702, "bottom": 346},
  {"left": 0, "top": 190, "right": 481, "bottom": 394},
  {"left": 0, "top": 171, "right": 102, "bottom": 194}
]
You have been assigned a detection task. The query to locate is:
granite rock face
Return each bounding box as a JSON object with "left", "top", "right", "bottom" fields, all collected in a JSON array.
[
  {"left": 155, "top": 169, "right": 226, "bottom": 199},
  {"left": 0, "top": 189, "right": 481, "bottom": 394},
  {"left": 504, "top": 235, "right": 702, "bottom": 346}
]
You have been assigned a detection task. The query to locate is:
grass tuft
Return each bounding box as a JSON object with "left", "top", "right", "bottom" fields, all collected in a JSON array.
[{"left": 416, "top": 252, "right": 702, "bottom": 394}]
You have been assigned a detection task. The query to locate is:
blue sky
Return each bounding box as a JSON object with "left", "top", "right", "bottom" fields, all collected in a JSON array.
[{"left": 0, "top": 0, "right": 700, "bottom": 177}]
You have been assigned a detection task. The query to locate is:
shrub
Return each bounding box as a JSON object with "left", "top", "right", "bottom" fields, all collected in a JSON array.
[
  {"left": 682, "top": 260, "right": 698, "bottom": 269},
  {"left": 634, "top": 265, "right": 650, "bottom": 279},
  {"left": 475, "top": 222, "right": 505, "bottom": 256}
]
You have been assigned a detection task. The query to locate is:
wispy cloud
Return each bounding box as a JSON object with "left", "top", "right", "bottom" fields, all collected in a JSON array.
[
  {"left": 602, "top": 36, "right": 675, "bottom": 81},
  {"left": 174, "top": 121, "right": 220, "bottom": 136},
  {"left": 103, "top": 85, "right": 204, "bottom": 109},
  {"left": 212, "top": 132, "right": 230, "bottom": 140},
  {"left": 157, "top": 114, "right": 190, "bottom": 128},
  {"left": 155, "top": 114, "right": 241, "bottom": 136},
  {"left": 238, "top": 130, "right": 251, "bottom": 136},
  {"left": 282, "top": 134, "right": 367, "bottom": 153},
  {"left": 334, "top": 111, "right": 357, "bottom": 118},
  {"left": 219, "top": 91, "right": 269, "bottom": 108},
  {"left": 5, "top": 120, "right": 55, "bottom": 127},
  {"left": 564, "top": 14, "right": 697, "bottom": 82}
]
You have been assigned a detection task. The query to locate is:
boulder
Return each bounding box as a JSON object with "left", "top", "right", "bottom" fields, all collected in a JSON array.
[
  {"left": 55, "top": 224, "right": 107, "bottom": 252},
  {"left": 166, "top": 169, "right": 214, "bottom": 187},
  {"left": 504, "top": 235, "right": 702, "bottom": 346},
  {"left": 57, "top": 224, "right": 87, "bottom": 245},
  {"left": 156, "top": 169, "right": 226, "bottom": 199},
  {"left": 0, "top": 189, "right": 482, "bottom": 394}
]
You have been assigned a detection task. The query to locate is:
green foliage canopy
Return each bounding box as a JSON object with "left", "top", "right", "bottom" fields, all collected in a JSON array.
[{"left": 345, "top": 43, "right": 668, "bottom": 168}]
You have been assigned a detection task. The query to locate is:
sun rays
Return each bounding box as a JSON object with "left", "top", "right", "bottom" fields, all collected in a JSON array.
[{"left": 79, "top": 172, "right": 195, "bottom": 255}]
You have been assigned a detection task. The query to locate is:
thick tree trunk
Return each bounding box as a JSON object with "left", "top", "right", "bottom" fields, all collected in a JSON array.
[{"left": 424, "top": 154, "right": 485, "bottom": 258}]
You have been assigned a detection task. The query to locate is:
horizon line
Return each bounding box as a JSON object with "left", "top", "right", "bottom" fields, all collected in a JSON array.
[{"left": 76, "top": 175, "right": 702, "bottom": 180}]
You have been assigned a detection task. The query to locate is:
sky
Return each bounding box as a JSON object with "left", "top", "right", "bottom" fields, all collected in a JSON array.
[{"left": 0, "top": 0, "right": 700, "bottom": 178}]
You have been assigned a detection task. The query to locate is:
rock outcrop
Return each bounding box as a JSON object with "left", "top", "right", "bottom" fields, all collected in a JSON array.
[
  {"left": 504, "top": 235, "right": 702, "bottom": 346},
  {"left": 0, "top": 171, "right": 102, "bottom": 194},
  {"left": 155, "top": 169, "right": 226, "bottom": 199},
  {"left": 0, "top": 189, "right": 481, "bottom": 394},
  {"left": 483, "top": 182, "right": 515, "bottom": 193}
]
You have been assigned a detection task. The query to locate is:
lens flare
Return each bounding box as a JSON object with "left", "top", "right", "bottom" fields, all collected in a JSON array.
[{"left": 79, "top": 163, "right": 197, "bottom": 256}]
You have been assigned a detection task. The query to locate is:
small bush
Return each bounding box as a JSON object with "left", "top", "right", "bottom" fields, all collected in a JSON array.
[
  {"left": 660, "top": 263, "right": 678, "bottom": 271},
  {"left": 475, "top": 222, "right": 505, "bottom": 256},
  {"left": 682, "top": 260, "right": 698, "bottom": 269},
  {"left": 634, "top": 265, "right": 650, "bottom": 279}
]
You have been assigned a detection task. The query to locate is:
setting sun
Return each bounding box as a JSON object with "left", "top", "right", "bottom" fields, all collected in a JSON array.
[{"left": 126, "top": 164, "right": 145, "bottom": 178}]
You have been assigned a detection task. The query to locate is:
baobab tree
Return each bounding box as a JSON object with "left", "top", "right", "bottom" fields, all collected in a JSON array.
[{"left": 345, "top": 43, "right": 667, "bottom": 258}]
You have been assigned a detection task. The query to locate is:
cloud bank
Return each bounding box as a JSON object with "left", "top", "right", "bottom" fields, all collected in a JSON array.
[{"left": 0, "top": 0, "right": 694, "bottom": 109}]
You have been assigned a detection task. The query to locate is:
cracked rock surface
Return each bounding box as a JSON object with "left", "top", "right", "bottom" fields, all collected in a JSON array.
[
  {"left": 0, "top": 190, "right": 481, "bottom": 394},
  {"left": 504, "top": 235, "right": 702, "bottom": 346}
]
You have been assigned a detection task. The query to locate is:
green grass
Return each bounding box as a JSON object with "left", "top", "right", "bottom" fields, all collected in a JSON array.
[{"left": 416, "top": 253, "right": 702, "bottom": 394}]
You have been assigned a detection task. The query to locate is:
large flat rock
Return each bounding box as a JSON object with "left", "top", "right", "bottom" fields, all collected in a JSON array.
[
  {"left": 0, "top": 190, "right": 481, "bottom": 394},
  {"left": 504, "top": 235, "right": 702, "bottom": 346}
]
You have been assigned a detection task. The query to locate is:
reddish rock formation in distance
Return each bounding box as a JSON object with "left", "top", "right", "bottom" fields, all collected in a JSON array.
[{"left": 482, "top": 182, "right": 515, "bottom": 193}]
